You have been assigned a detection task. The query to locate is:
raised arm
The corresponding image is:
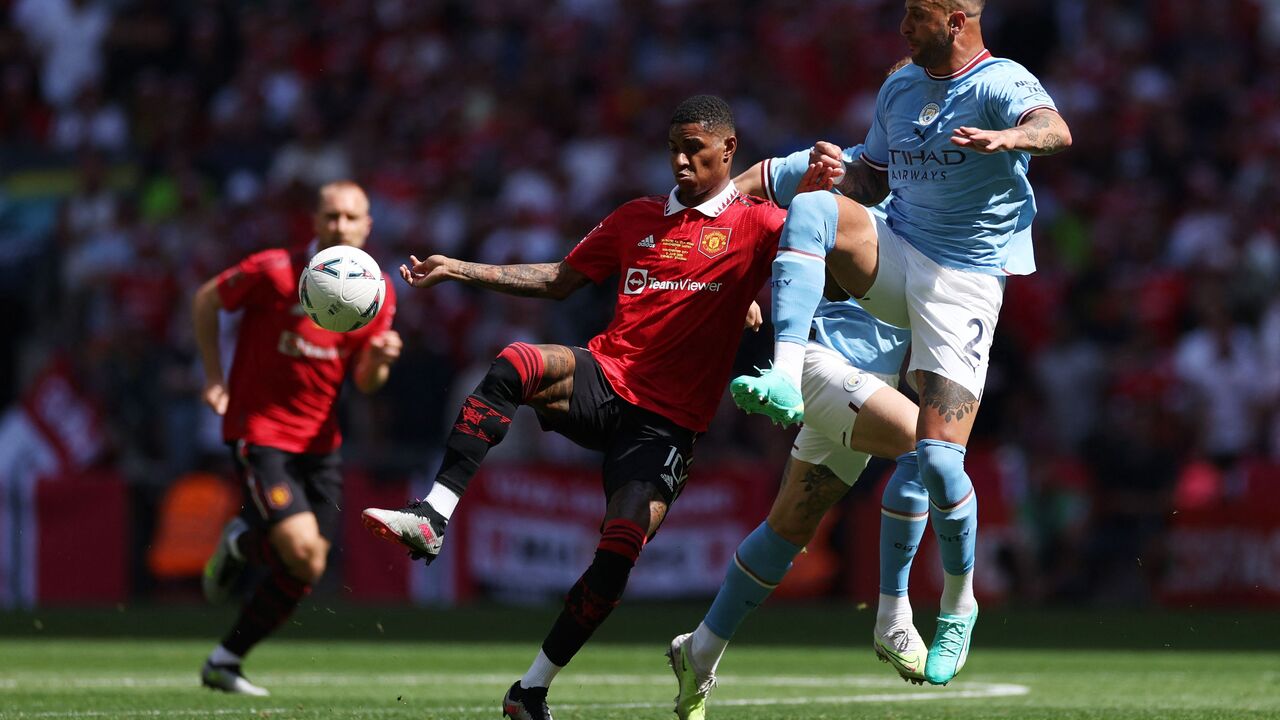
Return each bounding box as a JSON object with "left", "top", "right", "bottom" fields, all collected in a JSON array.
[
  {"left": 399, "top": 254, "right": 591, "bottom": 300},
  {"left": 951, "top": 108, "right": 1072, "bottom": 156},
  {"left": 736, "top": 153, "right": 840, "bottom": 207}
]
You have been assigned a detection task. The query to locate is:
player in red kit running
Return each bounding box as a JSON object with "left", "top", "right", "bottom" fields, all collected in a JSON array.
[
  {"left": 361, "top": 95, "right": 790, "bottom": 720},
  {"left": 192, "top": 180, "right": 401, "bottom": 696}
]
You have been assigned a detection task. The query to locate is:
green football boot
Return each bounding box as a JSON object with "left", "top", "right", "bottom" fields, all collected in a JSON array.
[
  {"left": 872, "top": 625, "right": 926, "bottom": 685},
  {"left": 667, "top": 633, "right": 716, "bottom": 720},
  {"left": 729, "top": 367, "right": 804, "bottom": 426},
  {"left": 924, "top": 606, "right": 978, "bottom": 685}
]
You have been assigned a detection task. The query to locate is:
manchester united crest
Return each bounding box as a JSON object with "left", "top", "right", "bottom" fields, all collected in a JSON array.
[
  {"left": 267, "top": 484, "right": 293, "bottom": 509},
  {"left": 697, "top": 227, "right": 731, "bottom": 259}
]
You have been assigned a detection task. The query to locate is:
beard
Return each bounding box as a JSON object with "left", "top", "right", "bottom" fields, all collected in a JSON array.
[{"left": 911, "top": 28, "right": 954, "bottom": 68}]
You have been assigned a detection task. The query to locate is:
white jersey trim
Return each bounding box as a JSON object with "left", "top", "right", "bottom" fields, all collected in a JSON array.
[
  {"left": 664, "top": 182, "right": 739, "bottom": 217},
  {"left": 1016, "top": 105, "right": 1057, "bottom": 126}
]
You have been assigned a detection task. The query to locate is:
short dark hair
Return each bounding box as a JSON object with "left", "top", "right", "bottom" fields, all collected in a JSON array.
[
  {"left": 670, "top": 95, "right": 735, "bottom": 134},
  {"left": 945, "top": 0, "right": 984, "bottom": 14}
]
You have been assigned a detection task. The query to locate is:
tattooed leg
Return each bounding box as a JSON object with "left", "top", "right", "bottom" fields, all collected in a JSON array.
[
  {"left": 525, "top": 345, "right": 577, "bottom": 419},
  {"left": 913, "top": 371, "right": 979, "bottom": 628},
  {"left": 767, "top": 458, "right": 850, "bottom": 546},
  {"left": 916, "top": 371, "right": 979, "bottom": 447}
]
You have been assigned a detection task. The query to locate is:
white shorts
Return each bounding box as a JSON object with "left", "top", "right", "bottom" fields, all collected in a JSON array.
[
  {"left": 790, "top": 343, "right": 896, "bottom": 486},
  {"left": 851, "top": 207, "right": 1005, "bottom": 401}
]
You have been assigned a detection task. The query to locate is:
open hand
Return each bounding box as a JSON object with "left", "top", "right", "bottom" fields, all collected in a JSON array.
[
  {"left": 399, "top": 254, "right": 452, "bottom": 288},
  {"left": 950, "top": 126, "right": 1016, "bottom": 154}
]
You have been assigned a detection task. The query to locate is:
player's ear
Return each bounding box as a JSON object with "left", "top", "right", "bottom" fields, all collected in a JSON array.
[
  {"left": 722, "top": 134, "right": 737, "bottom": 163},
  {"left": 949, "top": 11, "right": 965, "bottom": 34}
]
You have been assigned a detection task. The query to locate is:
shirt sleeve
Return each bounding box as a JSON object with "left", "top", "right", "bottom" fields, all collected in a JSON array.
[
  {"left": 762, "top": 149, "right": 811, "bottom": 208},
  {"left": 564, "top": 206, "right": 624, "bottom": 283},
  {"left": 215, "top": 250, "right": 282, "bottom": 312},
  {"left": 989, "top": 63, "right": 1058, "bottom": 129},
  {"left": 767, "top": 144, "right": 869, "bottom": 209}
]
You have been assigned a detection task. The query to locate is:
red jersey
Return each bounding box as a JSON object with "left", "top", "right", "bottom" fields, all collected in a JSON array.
[
  {"left": 216, "top": 247, "right": 397, "bottom": 454},
  {"left": 566, "top": 184, "right": 784, "bottom": 431}
]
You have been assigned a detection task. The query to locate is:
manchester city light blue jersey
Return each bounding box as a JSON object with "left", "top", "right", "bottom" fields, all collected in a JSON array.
[
  {"left": 863, "top": 51, "right": 1057, "bottom": 275},
  {"left": 765, "top": 146, "right": 911, "bottom": 376}
]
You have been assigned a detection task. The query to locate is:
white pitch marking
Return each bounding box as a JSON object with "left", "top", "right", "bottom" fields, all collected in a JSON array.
[
  {"left": 0, "top": 674, "right": 1030, "bottom": 718},
  {"left": 0, "top": 672, "right": 979, "bottom": 691},
  {"left": 1, "top": 711, "right": 293, "bottom": 719}
]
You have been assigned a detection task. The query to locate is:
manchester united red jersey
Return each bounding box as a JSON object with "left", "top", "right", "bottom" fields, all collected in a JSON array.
[
  {"left": 566, "top": 183, "right": 784, "bottom": 431},
  {"left": 216, "top": 246, "right": 397, "bottom": 454}
]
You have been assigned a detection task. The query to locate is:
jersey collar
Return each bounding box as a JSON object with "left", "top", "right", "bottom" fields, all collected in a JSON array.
[
  {"left": 926, "top": 48, "right": 992, "bottom": 80},
  {"left": 664, "top": 182, "right": 739, "bottom": 217}
]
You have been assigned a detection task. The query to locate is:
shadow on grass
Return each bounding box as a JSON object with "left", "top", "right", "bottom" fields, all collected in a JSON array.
[{"left": 1, "top": 602, "right": 1276, "bottom": 651}]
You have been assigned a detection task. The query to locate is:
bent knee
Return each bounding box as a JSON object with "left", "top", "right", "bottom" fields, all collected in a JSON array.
[
  {"left": 917, "top": 440, "right": 973, "bottom": 505},
  {"left": 275, "top": 539, "right": 327, "bottom": 583},
  {"left": 605, "top": 482, "right": 667, "bottom": 538},
  {"left": 788, "top": 188, "right": 837, "bottom": 216},
  {"left": 765, "top": 510, "right": 820, "bottom": 547}
]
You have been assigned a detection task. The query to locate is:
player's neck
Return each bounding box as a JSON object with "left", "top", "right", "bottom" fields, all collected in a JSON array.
[
  {"left": 674, "top": 178, "right": 731, "bottom": 209},
  {"left": 929, "top": 40, "right": 986, "bottom": 78}
]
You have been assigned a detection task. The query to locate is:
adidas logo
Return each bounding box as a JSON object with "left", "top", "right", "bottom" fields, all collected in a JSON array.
[{"left": 637, "top": 235, "right": 656, "bottom": 248}]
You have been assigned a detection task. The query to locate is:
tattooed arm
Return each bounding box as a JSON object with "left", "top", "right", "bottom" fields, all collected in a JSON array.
[
  {"left": 950, "top": 108, "right": 1072, "bottom": 156},
  {"left": 832, "top": 156, "right": 891, "bottom": 205},
  {"left": 399, "top": 254, "right": 591, "bottom": 300}
]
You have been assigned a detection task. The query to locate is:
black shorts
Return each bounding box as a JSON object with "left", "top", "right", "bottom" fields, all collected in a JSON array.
[
  {"left": 228, "top": 440, "right": 343, "bottom": 541},
  {"left": 537, "top": 347, "right": 697, "bottom": 504}
]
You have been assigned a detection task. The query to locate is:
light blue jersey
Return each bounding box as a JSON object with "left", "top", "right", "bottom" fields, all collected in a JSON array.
[
  {"left": 764, "top": 146, "right": 911, "bottom": 376},
  {"left": 863, "top": 51, "right": 1057, "bottom": 275}
]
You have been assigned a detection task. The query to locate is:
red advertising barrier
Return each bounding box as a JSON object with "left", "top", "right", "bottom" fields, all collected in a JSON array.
[
  {"left": 36, "top": 471, "right": 129, "bottom": 604},
  {"left": 1160, "top": 460, "right": 1280, "bottom": 606},
  {"left": 341, "top": 470, "right": 414, "bottom": 601},
  {"left": 0, "top": 356, "right": 109, "bottom": 608},
  {"left": 353, "top": 461, "right": 771, "bottom": 603},
  {"left": 451, "top": 461, "right": 777, "bottom": 602}
]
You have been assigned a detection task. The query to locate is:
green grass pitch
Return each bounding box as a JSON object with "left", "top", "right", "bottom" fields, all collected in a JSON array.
[{"left": 1, "top": 604, "right": 1277, "bottom": 719}]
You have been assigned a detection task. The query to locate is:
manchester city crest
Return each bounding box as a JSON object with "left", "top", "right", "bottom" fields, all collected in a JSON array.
[
  {"left": 918, "top": 102, "right": 941, "bottom": 125},
  {"left": 843, "top": 372, "right": 868, "bottom": 394}
]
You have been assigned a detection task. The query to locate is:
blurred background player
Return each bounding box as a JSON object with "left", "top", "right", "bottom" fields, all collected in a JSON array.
[
  {"left": 735, "top": 0, "right": 1072, "bottom": 685},
  {"left": 192, "top": 181, "right": 401, "bottom": 695},
  {"left": 668, "top": 144, "right": 933, "bottom": 720},
  {"left": 359, "top": 95, "right": 787, "bottom": 720}
]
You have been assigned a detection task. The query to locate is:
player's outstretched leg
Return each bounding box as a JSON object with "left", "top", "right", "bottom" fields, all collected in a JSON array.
[
  {"left": 670, "top": 522, "right": 800, "bottom": 719},
  {"left": 874, "top": 452, "right": 928, "bottom": 684},
  {"left": 507, "top": 497, "right": 650, "bottom": 719},
  {"left": 667, "top": 633, "right": 717, "bottom": 720},
  {"left": 732, "top": 192, "right": 850, "bottom": 426},
  {"left": 363, "top": 342, "right": 547, "bottom": 563},
  {"left": 917, "top": 439, "right": 979, "bottom": 685}
]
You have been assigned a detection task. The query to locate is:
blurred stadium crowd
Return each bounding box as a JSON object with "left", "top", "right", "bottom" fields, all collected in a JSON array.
[{"left": 2, "top": 0, "right": 1279, "bottom": 605}]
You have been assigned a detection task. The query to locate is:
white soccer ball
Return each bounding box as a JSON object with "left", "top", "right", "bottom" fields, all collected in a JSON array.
[{"left": 298, "top": 244, "right": 384, "bottom": 332}]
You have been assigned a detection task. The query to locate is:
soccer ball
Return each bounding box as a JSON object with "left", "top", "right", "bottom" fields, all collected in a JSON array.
[{"left": 298, "top": 244, "right": 384, "bottom": 332}]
